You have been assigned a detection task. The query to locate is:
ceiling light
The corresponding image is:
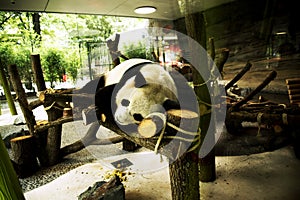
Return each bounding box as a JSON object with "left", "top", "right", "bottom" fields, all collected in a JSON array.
[
  {"left": 134, "top": 6, "right": 157, "bottom": 14},
  {"left": 276, "top": 31, "right": 287, "bottom": 35}
]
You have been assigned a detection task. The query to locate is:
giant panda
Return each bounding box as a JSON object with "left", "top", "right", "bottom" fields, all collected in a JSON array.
[{"left": 77, "top": 58, "right": 198, "bottom": 133}]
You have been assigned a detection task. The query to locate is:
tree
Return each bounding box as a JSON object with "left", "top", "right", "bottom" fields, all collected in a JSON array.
[
  {"left": 65, "top": 50, "right": 81, "bottom": 82},
  {"left": 42, "top": 49, "right": 66, "bottom": 87},
  {"left": 122, "top": 41, "right": 152, "bottom": 60}
]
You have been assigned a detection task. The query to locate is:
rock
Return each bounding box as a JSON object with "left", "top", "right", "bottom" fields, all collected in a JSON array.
[
  {"left": 13, "top": 115, "right": 26, "bottom": 125},
  {"left": 78, "top": 175, "right": 125, "bottom": 200}
]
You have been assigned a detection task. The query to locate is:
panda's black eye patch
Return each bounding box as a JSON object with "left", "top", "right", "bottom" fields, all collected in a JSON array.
[
  {"left": 133, "top": 113, "right": 143, "bottom": 122},
  {"left": 121, "top": 99, "right": 130, "bottom": 107}
]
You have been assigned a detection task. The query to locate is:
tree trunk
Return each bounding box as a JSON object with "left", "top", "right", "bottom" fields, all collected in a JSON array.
[
  {"left": 168, "top": 109, "right": 200, "bottom": 200},
  {"left": 185, "top": 12, "right": 216, "bottom": 183},
  {"left": 29, "top": 55, "right": 49, "bottom": 166},
  {"left": 32, "top": 13, "right": 41, "bottom": 37},
  {"left": 45, "top": 103, "right": 63, "bottom": 166},
  {"left": 10, "top": 135, "right": 39, "bottom": 178},
  {"left": 169, "top": 152, "right": 199, "bottom": 200}
]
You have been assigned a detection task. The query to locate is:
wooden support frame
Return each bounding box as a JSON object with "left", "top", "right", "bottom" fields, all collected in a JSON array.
[{"left": 286, "top": 78, "right": 300, "bottom": 104}]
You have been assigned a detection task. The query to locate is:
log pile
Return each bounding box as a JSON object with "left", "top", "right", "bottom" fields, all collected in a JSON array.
[{"left": 224, "top": 62, "right": 300, "bottom": 137}]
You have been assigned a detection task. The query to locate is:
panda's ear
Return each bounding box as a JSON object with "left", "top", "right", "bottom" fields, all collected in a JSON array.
[
  {"left": 163, "top": 99, "right": 180, "bottom": 110},
  {"left": 134, "top": 72, "right": 147, "bottom": 88}
]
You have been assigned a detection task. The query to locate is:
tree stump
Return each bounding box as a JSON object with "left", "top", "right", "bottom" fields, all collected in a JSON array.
[{"left": 10, "top": 135, "right": 39, "bottom": 178}]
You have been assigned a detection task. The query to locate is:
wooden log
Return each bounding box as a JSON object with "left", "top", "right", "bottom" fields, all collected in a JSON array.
[
  {"left": 45, "top": 103, "right": 63, "bottom": 166},
  {"left": 34, "top": 116, "right": 74, "bottom": 133},
  {"left": 184, "top": 11, "right": 213, "bottom": 197},
  {"left": 31, "top": 54, "right": 46, "bottom": 91},
  {"left": 165, "top": 109, "right": 199, "bottom": 160},
  {"left": 230, "top": 70, "right": 277, "bottom": 111},
  {"left": 99, "top": 115, "right": 181, "bottom": 160},
  {"left": 138, "top": 112, "right": 166, "bottom": 138},
  {"left": 28, "top": 99, "right": 43, "bottom": 111},
  {"left": 215, "top": 48, "right": 230, "bottom": 76},
  {"left": 10, "top": 135, "right": 39, "bottom": 178},
  {"left": 59, "top": 122, "right": 124, "bottom": 158},
  {"left": 39, "top": 90, "right": 84, "bottom": 103},
  {"left": 225, "top": 62, "right": 252, "bottom": 91},
  {"left": 227, "top": 111, "right": 300, "bottom": 126},
  {"left": 208, "top": 38, "right": 215, "bottom": 60},
  {"left": 8, "top": 64, "right": 36, "bottom": 135}
]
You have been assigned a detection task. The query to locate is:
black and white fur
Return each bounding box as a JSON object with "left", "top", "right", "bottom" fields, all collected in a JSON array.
[{"left": 79, "top": 58, "right": 198, "bottom": 130}]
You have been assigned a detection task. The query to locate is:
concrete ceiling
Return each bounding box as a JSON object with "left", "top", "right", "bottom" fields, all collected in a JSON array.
[{"left": 0, "top": 0, "right": 236, "bottom": 20}]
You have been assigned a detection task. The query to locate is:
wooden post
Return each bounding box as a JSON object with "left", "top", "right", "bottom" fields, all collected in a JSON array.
[
  {"left": 30, "top": 56, "right": 50, "bottom": 166},
  {"left": 168, "top": 109, "right": 200, "bottom": 200},
  {"left": 185, "top": 12, "right": 216, "bottom": 183},
  {"left": 107, "top": 33, "right": 121, "bottom": 67},
  {"left": 8, "top": 64, "right": 36, "bottom": 135},
  {"left": 0, "top": 65, "right": 17, "bottom": 115},
  {"left": 44, "top": 100, "right": 63, "bottom": 166},
  {"left": 0, "top": 137, "right": 25, "bottom": 200},
  {"left": 31, "top": 54, "right": 46, "bottom": 91}
]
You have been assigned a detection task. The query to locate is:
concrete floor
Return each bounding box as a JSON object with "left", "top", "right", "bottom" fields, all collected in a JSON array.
[{"left": 24, "top": 145, "right": 300, "bottom": 200}]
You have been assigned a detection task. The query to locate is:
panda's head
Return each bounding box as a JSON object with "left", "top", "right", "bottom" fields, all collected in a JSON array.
[{"left": 113, "top": 63, "right": 179, "bottom": 126}]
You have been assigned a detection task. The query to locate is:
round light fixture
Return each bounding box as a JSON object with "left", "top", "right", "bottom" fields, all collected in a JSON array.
[{"left": 134, "top": 6, "right": 157, "bottom": 14}]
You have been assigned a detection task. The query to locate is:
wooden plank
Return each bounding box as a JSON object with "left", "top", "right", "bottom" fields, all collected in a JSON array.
[
  {"left": 287, "top": 84, "right": 300, "bottom": 90},
  {"left": 291, "top": 99, "right": 300, "bottom": 104},
  {"left": 288, "top": 89, "right": 300, "bottom": 95},
  {"left": 289, "top": 94, "right": 300, "bottom": 100},
  {"left": 286, "top": 78, "right": 300, "bottom": 85}
]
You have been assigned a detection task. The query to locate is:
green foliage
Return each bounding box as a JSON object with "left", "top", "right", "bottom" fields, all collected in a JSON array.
[
  {"left": 0, "top": 43, "right": 14, "bottom": 70},
  {"left": 42, "top": 49, "right": 67, "bottom": 87},
  {"left": 65, "top": 50, "right": 80, "bottom": 82},
  {"left": 122, "top": 41, "right": 152, "bottom": 60},
  {"left": 82, "top": 15, "right": 113, "bottom": 41},
  {"left": 14, "top": 48, "right": 32, "bottom": 81},
  {"left": 1, "top": 11, "right": 147, "bottom": 84}
]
